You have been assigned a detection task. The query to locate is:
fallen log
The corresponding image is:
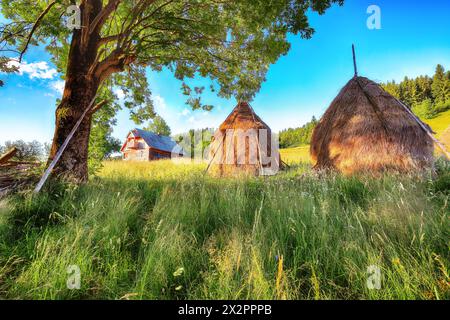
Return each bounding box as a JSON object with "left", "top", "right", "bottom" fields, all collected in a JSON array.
[
  {"left": 0, "top": 147, "right": 17, "bottom": 165},
  {"left": 0, "top": 161, "right": 40, "bottom": 168}
]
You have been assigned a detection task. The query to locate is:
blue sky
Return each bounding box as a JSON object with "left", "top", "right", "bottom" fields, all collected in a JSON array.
[{"left": 1, "top": 0, "right": 450, "bottom": 144}]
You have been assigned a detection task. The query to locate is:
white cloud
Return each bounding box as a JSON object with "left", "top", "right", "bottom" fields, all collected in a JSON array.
[
  {"left": 50, "top": 80, "right": 65, "bottom": 94},
  {"left": 7, "top": 60, "right": 57, "bottom": 80},
  {"left": 153, "top": 94, "right": 167, "bottom": 111},
  {"left": 113, "top": 88, "right": 126, "bottom": 100},
  {"left": 187, "top": 116, "right": 196, "bottom": 123},
  {"left": 180, "top": 108, "right": 191, "bottom": 116}
]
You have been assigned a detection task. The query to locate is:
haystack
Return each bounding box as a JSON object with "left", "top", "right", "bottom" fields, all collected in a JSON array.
[
  {"left": 207, "top": 101, "right": 280, "bottom": 176},
  {"left": 310, "top": 76, "right": 435, "bottom": 174}
]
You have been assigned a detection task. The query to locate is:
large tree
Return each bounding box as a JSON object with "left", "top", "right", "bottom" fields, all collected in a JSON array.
[
  {"left": 1, "top": 0, "right": 343, "bottom": 182},
  {"left": 144, "top": 114, "right": 171, "bottom": 136}
]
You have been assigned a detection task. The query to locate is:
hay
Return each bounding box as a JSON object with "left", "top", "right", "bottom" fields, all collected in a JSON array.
[
  {"left": 208, "top": 101, "right": 280, "bottom": 176},
  {"left": 310, "top": 76, "right": 434, "bottom": 174}
]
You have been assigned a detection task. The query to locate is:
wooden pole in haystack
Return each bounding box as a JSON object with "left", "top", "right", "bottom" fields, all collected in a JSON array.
[
  {"left": 351, "top": 44, "right": 449, "bottom": 160},
  {"left": 352, "top": 44, "right": 358, "bottom": 77}
]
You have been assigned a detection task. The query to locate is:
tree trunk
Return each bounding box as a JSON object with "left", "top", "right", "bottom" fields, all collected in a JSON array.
[
  {"left": 48, "top": 84, "right": 97, "bottom": 183},
  {"left": 47, "top": 0, "right": 103, "bottom": 183}
]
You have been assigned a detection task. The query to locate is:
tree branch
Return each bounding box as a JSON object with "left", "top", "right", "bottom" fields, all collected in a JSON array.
[
  {"left": 19, "top": 0, "right": 57, "bottom": 62},
  {"left": 89, "top": 99, "right": 108, "bottom": 114},
  {"left": 94, "top": 49, "right": 136, "bottom": 83},
  {"left": 89, "top": 0, "right": 122, "bottom": 35},
  {"left": 99, "top": 34, "right": 123, "bottom": 46}
]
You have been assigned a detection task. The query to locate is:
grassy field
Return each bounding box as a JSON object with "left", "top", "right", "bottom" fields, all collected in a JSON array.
[
  {"left": 0, "top": 109, "right": 448, "bottom": 300},
  {"left": 280, "top": 145, "right": 311, "bottom": 165},
  {"left": 423, "top": 109, "right": 450, "bottom": 138},
  {"left": 424, "top": 109, "right": 450, "bottom": 154},
  {"left": 0, "top": 158, "right": 448, "bottom": 300}
]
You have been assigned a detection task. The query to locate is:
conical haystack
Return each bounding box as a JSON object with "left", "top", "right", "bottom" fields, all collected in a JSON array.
[
  {"left": 310, "top": 76, "right": 434, "bottom": 174},
  {"left": 208, "top": 101, "right": 279, "bottom": 176}
]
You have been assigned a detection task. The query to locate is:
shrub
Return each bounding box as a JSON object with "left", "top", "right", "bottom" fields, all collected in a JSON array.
[{"left": 412, "top": 99, "right": 435, "bottom": 119}]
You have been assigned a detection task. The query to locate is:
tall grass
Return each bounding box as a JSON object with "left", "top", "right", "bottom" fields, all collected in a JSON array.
[{"left": 0, "top": 160, "right": 448, "bottom": 300}]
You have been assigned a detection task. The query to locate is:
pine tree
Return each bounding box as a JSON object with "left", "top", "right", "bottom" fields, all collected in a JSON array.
[
  {"left": 432, "top": 64, "right": 450, "bottom": 104},
  {"left": 408, "top": 79, "right": 419, "bottom": 106},
  {"left": 382, "top": 81, "right": 401, "bottom": 99},
  {"left": 399, "top": 77, "right": 415, "bottom": 106},
  {"left": 415, "top": 76, "right": 433, "bottom": 102}
]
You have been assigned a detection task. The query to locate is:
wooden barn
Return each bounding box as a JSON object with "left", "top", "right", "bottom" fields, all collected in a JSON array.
[{"left": 121, "top": 128, "right": 184, "bottom": 161}]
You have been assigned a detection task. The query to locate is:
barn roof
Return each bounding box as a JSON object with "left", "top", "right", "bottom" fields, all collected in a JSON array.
[{"left": 130, "top": 128, "right": 183, "bottom": 154}]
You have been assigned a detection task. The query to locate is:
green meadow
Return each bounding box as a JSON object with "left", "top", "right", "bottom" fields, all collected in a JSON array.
[
  {"left": 1, "top": 0, "right": 449, "bottom": 303},
  {"left": 0, "top": 158, "right": 448, "bottom": 300}
]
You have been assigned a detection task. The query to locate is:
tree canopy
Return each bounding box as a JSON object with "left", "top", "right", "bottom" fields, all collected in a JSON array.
[{"left": 1, "top": 0, "right": 343, "bottom": 116}]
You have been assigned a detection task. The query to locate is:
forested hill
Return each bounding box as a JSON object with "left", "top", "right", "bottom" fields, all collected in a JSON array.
[
  {"left": 381, "top": 64, "right": 450, "bottom": 119},
  {"left": 279, "top": 117, "right": 318, "bottom": 149}
]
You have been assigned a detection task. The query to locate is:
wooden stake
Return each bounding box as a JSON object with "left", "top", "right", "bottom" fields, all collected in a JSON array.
[
  {"left": 247, "top": 102, "right": 266, "bottom": 175},
  {"left": 34, "top": 94, "right": 98, "bottom": 193},
  {"left": 352, "top": 44, "right": 358, "bottom": 77},
  {"left": 204, "top": 134, "right": 225, "bottom": 174},
  {"left": 204, "top": 103, "right": 241, "bottom": 175}
]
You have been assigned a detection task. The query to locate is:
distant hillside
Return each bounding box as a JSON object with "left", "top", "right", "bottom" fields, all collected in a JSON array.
[
  {"left": 423, "top": 109, "right": 450, "bottom": 153},
  {"left": 439, "top": 127, "right": 450, "bottom": 153}
]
